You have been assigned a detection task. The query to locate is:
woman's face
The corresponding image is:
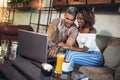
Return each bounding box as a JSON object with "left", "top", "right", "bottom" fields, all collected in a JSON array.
[{"left": 77, "top": 12, "right": 85, "bottom": 27}]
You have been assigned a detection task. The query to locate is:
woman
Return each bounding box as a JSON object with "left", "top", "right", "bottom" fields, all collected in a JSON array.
[{"left": 59, "top": 7, "right": 104, "bottom": 70}]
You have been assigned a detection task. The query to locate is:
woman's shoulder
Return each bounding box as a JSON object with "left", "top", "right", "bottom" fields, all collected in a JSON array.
[
  {"left": 78, "top": 32, "right": 96, "bottom": 37},
  {"left": 90, "top": 27, "right": 97, "bottom": 33}
]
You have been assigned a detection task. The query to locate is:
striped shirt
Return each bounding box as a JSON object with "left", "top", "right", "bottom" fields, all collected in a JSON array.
[{"left": 47, "top": 18, "right": 78, "bottom": 44}]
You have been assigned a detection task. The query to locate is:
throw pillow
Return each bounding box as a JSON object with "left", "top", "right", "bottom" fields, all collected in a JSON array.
[{"left": 103, "top": 46, "right": 120, "bottom": 70}]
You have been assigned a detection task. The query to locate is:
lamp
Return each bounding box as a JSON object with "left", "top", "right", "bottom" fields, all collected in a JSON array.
[
  {"left": 0, "top": 0, "right": 9, "bottom": 22},
  {"left": 29, "top": 0, "right": 42, "bottom": 10}
]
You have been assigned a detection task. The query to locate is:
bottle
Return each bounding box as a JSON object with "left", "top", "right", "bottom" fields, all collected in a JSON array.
[
  {"left": 0, "top": 46, "right": 4, "bottom": 64},
  {"left": 9, "top": 41, "right": 18, "bottom": 60},
  {"left": 0, "top": 55, "right": 4, "bottom": 64}
]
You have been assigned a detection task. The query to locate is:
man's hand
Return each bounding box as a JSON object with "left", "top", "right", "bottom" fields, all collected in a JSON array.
[
  {"left": 58, "top": 42, "right": 70, "bottom": 49},
  {"left": 48, "top": 46, "right": 58, "bottom": 57}
]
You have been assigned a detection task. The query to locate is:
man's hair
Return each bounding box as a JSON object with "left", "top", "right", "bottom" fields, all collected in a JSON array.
[{"left": 65, "top": 6, "right": 78, "bottom": 18}]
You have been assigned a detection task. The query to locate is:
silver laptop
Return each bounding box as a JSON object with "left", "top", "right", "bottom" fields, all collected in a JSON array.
[{"left": 18, "top": 29, "right": 48, "bottom": 63}]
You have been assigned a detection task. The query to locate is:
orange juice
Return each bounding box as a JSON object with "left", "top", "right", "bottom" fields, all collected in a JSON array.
[{"left": 55, "top": 54, "right": 65, "bottom": 74}]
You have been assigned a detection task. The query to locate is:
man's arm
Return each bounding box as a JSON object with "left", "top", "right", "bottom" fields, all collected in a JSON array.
[
  {"left": 66, "top": 36, "right": 76, "bottom": 46},
  {"left": 66, "top": 27, "right": 78, "bottom": 46},
  {"left": 47, "top": 23, "right": 55, "bottom": 43},
  {"left": 46, "top": 18, "right": 60, "bottom": 57},
  {"left": 46, "top": 18, "right": 59, "bottom": 46}
]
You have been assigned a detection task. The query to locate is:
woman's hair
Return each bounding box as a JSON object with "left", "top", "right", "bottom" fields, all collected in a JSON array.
[
  {"left": 65, "top": 6, "right": 78, "bottom": 19},
  {"left": 78, "top": 7, "right": 95, "bottom": 29}
]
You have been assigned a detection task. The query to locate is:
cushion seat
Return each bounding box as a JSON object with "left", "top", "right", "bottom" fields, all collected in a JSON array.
[
  {"left": 79, "top": 66, "right": 115, "bottom": 80},
  {"left": 77, "top": 35, "right": 120, "bottom": 80}
]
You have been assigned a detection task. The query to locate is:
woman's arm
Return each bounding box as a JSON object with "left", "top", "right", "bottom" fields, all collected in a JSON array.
[
  {"left": 71, "top": 46, "right": 89, "bottom": 52},
  {"left": 58, "top": 42, "right": 89, "bottom": 52}
]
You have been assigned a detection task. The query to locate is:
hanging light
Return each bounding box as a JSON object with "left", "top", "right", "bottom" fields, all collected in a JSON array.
[
  {"left": 29, "top": 0, "right": 42, "bottom": 10},
  {"left": 0, "top": 0, "right": 8, "bottom": 22}
]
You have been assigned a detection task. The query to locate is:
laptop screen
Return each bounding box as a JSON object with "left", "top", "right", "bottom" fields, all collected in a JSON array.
[{"left": 18, "top": 29, "right": 48, "bottom": 63}]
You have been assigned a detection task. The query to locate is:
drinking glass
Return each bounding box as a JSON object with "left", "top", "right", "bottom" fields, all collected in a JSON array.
[
  {"left": 1, "top": 40, "right": 9, "bottom": 57},
  {"left": 0, "top": 46, "right": 4, "bottom": 64},
  {"left": 9, "top": 41, "right": 18, "bottom": 60},
  {"left": 54, "top": 53, "right": 65, "bottom": 74}
]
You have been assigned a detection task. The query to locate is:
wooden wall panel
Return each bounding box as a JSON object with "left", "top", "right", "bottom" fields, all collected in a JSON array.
[
  {"left": 115, "top": 0, "right": 120, "bottom": 3},
  {"left": 53, "top": 0, "right": 67, "bottom": 6},
  {"left": 87, "top": 0, "right": 112, "bottom": 4},
  {"left": 68, "top": 0, "right": 86, "bottom": 5}
]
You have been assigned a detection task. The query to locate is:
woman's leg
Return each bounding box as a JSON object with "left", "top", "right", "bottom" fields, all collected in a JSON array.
[{"left": 65, "top": 50, "right": 103, "bottom": 68}]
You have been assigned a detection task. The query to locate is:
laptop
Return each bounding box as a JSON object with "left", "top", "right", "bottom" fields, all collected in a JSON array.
[
  {"left": 10, "top": 30, "right": 48, "bottom": 80},
  {"left": 18, "top": 29, "right": 48, "bottom": 63}
]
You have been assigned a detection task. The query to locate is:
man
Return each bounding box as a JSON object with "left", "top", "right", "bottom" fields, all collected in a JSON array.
[{"left": 47, "top": 6, "right": 78, "bottom": 57}]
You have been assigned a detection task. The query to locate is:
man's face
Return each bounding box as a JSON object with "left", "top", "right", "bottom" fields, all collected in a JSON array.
[{"left": 64, "top": 13, "right": 75, "bottom": 27}]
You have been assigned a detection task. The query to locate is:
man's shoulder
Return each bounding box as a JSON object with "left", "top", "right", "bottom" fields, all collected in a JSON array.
[
  {"left": 68, "top": 24, "right": 78, "bottom": 33},
  {"left": 52, "top": 18, "right": 63, "bottom": 23},
  {"left": 70, "top": 23, "right": 78, "bottom": 30}
]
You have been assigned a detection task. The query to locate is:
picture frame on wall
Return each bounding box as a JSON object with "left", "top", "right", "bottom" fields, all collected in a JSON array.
[
  {"left": 68, "top": 0, "right": 86, "bottom": 5},
  {"left": 53, "top": 0, "right": 67, "bottom": 6},
  {"left": 87, "top": 0, "right": 112, "bottom": 4}
]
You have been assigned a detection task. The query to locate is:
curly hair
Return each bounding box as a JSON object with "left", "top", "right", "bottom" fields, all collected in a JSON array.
[{"left": 78, "top": 7, "right": 95, "bottom": 28}]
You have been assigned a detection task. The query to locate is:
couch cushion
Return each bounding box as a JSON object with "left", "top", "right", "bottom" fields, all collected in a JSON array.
[
  {"left": 96, "top": 35, "right": 111, "bottom": 53},
  {"left": 115, "top": 65, "right": 120, "bottom": 80},
  {"left": 79, "top": 66, "right": 115, "bottom": 80},
  {"left": 103, "top": 46, "right": 120, "bottom": 70}
]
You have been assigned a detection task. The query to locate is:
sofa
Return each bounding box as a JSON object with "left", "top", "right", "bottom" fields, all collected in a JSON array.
[
  {"left": 77, "top": 35, "right": 120, "bottom": 80},
  {"left": 0, "top": 22, "right": 33, "bottom": 41}
]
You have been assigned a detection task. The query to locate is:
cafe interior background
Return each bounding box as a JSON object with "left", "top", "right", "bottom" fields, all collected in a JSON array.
[
  {"left": 0, "top": 0, "right": 120, "bottom": 80},
  {"left": 0, "top": 0, "right": 120, "bottom": 38}
]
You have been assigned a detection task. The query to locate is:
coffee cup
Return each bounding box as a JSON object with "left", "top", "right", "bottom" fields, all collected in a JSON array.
[{"left": 62, "top": 61, "right": 73, "bottom": 73}]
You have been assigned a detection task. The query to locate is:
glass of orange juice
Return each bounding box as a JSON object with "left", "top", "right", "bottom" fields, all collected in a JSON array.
[{"left": 55, "top": 53, "right": 65, "bottom": 74}]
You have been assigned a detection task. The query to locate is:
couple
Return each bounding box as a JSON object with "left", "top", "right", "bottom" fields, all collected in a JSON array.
[{"left": 46, "top": 6, "right": 104, "bottom": 70}]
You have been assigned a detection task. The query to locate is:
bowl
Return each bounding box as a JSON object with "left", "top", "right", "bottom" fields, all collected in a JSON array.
[{"left": 41, "top": 63, "right": 53, "bottom": 77}]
